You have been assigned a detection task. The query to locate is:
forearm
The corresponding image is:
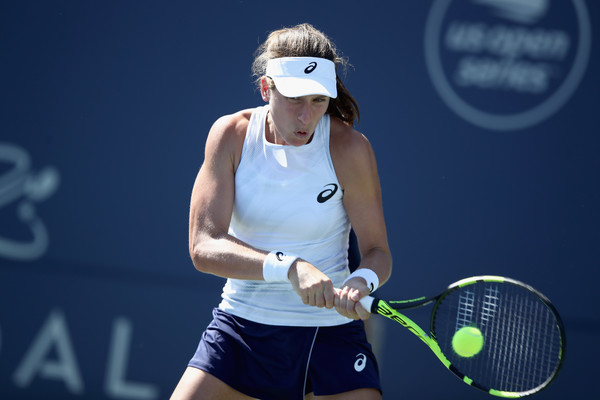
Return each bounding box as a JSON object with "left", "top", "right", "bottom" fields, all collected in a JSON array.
[
  {"left": 190, "top": 231, "right": 334, "bottom": 307},
  {"left": 189, "top": 231, "right": 268, "bottom": 280},
  {"left": 352, "top": 246, "right": 393, "bottom": 289}
]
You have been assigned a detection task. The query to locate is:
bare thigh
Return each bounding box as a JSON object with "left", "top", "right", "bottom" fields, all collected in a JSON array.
[
  {"left": 306, "top": 388, "right": 381, "bottom": 400},
  {"left": 170, "top": 367, "right": 256, "bottom": 400}
]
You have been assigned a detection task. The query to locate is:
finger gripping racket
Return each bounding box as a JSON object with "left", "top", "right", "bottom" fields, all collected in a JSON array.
[{"left": 359, "top": 276, "right": 566, "bottom": 398}]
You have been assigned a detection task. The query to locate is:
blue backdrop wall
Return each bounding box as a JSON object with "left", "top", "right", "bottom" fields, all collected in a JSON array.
[{"left": 1, "top": 1, "right": 598, "bottom": 398}]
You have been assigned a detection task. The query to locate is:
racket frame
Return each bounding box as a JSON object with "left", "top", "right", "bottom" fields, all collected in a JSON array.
[{"left": 359, "top": 275, "right": 566, "bottom": 398}]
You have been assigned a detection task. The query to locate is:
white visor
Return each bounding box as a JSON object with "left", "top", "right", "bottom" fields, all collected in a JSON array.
[{"left": 266, "top": 57, "right": 337, "bottom": 98}]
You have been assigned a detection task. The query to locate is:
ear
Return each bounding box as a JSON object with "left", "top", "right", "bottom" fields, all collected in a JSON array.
[{"left": 260, "top": 77, "right": 270, "bottom": 102}]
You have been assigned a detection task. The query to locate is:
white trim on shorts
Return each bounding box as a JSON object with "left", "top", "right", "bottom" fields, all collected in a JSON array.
[{"left": 302, "top": 327, "right": 320, "bottom": 397}]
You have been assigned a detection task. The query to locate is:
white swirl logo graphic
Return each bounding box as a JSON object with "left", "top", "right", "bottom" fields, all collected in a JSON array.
[
  {"left": 0, "top": 143, "right": 60, "bottom": 261},
  {"left": 354, "top": 353, "right": 367, "bottom": 372},
  {"left": 424, "top": 0, "right": 591, "bottom": 131}
]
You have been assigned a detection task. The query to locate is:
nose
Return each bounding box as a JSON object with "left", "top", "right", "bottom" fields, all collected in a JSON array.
[{"left": 298, "top": 102, "right": 311, "bottom": 125}]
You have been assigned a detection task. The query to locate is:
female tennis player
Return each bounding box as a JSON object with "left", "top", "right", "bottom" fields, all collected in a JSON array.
[{"left": 170, "top": 23, "right": 392, "bottom": 400}]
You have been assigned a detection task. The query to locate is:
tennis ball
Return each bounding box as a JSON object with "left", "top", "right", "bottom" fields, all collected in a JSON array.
[{"left": 452, "top": 326, "right": 484, "bottom": 358}]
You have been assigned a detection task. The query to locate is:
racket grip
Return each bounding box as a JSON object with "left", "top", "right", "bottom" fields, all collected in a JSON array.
[
  {"left": 359, "top": 296, "right": 374, "bottom": 313},
  {"left": 334, "top": 288, "right": 374, "bottom": 313}
]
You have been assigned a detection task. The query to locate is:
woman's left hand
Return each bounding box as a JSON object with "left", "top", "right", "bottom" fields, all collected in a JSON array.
[{"left": 334, "top": 280, "right": 371, "bottom": 320}]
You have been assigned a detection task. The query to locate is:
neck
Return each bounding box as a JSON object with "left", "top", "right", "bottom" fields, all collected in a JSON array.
[{"left": 265, "top": 110, "right": 279, "bottom": 144}]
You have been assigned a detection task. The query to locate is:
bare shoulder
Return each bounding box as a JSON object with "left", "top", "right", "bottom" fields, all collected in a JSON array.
[
  {"left": 329, "top": 117, "right": 371, "bottom": 153},
  {"left": 208, "top": 109, "right": 253, "bottom": 145},
  {"left": 205, "top": 108, "right": 254, "bottom": 169},
  {"left": 329, "top": 117, "right": 376, "bottom": 188}
]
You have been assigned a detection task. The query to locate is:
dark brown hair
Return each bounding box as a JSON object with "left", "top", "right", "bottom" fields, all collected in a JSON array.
[{"left": 252, "top": 23, "right": 360, "bottom": 125}]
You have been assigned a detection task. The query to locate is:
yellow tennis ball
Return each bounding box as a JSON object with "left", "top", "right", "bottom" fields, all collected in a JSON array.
[{"left": 452, "top": 326, "right": 484, "bottom": 357}]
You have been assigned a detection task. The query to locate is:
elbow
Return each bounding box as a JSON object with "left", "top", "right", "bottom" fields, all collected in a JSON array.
[
  {"left": 378, "top": 248, "right": 393, "bottom": 285},
  {"left": 189, "top": 240, "right": 211, "bottom": 274},
  {"left": 188, "top": 231, "right": 227, "bottom": 274},
  {"left": 385, "top": 251, "right": 393, "bottom": 281}
]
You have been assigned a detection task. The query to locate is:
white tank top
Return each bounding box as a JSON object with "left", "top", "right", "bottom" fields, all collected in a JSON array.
[{"left": 218, "top": 105, "right": 352, "bottom": 326}]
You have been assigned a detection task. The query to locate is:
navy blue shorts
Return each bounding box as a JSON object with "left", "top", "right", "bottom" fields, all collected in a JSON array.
[{"left": 189, "top": 308, "right": 381, "bottom": 400}]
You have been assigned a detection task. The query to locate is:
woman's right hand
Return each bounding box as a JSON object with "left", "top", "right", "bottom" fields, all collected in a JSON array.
[{"left": 287, "top": 260, "right": 335, "bottom": 309}]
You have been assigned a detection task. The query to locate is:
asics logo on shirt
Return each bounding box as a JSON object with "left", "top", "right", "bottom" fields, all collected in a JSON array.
[
  {"left": 354, "top": 353, "right": 367, "bottom": 372},
  {"left": 304, "top": 61, "right": 317, "bottom": 74},
  {"left": 317, "top": 183, "right": 338, "bottom": 203}
]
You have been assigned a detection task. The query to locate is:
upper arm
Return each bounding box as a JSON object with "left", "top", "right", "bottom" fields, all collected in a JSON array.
[
  {"left": 331, "top": 120, "right": 392, "bottom": 282},
  {"left": 188, "top": 113, "right": 247, "bottom": 250}
]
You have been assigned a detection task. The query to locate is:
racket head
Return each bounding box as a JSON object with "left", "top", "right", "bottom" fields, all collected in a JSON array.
[{"left": 431, "top": 276, "right": 566, "bottom": 397}]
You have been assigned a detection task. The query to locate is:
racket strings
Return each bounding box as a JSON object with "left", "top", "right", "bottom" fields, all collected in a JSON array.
[
  {"left": 455, "top": 289, "right": 474, "bottom": 331},
  {"left": 433, "top": 282, "right": 564, "bottom": 394},
  {"left": 481, "top": 286, "right": 499, "bottom": 326}
]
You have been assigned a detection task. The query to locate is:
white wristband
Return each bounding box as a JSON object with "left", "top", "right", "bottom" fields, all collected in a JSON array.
[
  {"left": 343, "top": 268, "right": 379, "bottom": 293},
  {"left": 262, "top": 251, "right": 298, "bottom": 282}
]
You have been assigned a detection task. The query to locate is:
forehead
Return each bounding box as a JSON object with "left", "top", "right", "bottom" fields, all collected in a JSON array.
[{"left": 271, "top": 86, "right": 329, "bottom": 101}]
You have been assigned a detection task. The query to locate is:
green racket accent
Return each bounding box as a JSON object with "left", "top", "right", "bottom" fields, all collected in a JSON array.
[
  {"left": 489, "top": 390, "right": 523, "bottom": 399},
  {"left": 389, "top": 296, "right": 427, "bottom": 305},
  {"left": 363, "top": 275, "right": 566, "bottom": 398},
  {"left": 372, "top": 299, "right": 451, "bottom": 369}
]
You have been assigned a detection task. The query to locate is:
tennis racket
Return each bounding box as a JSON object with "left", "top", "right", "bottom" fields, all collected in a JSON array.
[{"left": 358, "top": 275, "right": 566, "bottom": 398}]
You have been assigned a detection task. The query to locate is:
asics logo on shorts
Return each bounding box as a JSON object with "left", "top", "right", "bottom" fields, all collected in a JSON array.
[{"left": 354, "top": 353, "right": 367, "bottom": 372}]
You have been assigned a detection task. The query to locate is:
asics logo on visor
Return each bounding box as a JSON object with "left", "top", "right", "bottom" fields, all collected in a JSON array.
[{"left": 304, "top": 61, "right": 317, "bottom": 74}]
